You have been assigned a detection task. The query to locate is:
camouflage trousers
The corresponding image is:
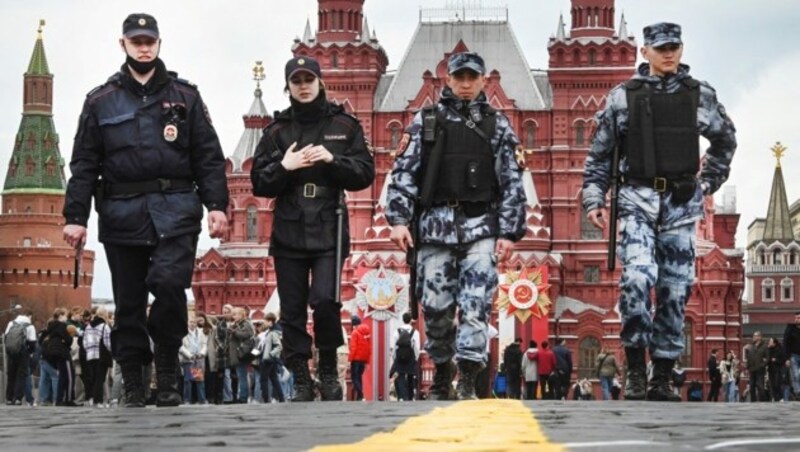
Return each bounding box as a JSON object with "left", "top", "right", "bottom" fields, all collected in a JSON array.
[
  {"left": 417, "top": 237, "right": 497, "bottom": 365},
  {"left": 617, "top": 217, "right": 696, "bottom": 360}
]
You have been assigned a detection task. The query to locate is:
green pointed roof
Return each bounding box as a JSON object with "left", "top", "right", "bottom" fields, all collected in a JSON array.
[
  {"left": 26, "top": 21, "right": 50, "bottom": 76},
  {"left": 762, "top": 142, "right": 794, "bottom": 242},
  {"left": 2, "top": 20, "right": 65, "bottom": 195}
]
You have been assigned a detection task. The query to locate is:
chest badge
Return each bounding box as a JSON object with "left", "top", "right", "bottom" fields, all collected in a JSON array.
[{"left": 163, "top": 123, "right": 178, "bottom": 142}]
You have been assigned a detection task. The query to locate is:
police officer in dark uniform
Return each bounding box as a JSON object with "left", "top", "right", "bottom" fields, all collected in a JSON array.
[
  {"left": 250, "top": 56, "right": 374, "bottom": 401},
  {"left": 63, "top": 13, "right": 229, "bottom": 408}
]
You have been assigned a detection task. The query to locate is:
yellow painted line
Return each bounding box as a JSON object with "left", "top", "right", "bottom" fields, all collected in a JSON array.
[{"left": 313, "top": 399, "right": 564, "bottom": 452}]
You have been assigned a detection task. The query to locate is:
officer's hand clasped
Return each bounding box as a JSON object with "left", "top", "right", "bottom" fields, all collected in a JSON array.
[{"left": 281, "top": 142, "right": 332, "bottom": 171}]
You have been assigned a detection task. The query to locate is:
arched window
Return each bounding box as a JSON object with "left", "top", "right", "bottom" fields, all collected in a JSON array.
[
  {"left": 557, "top": 49, "right": 565, "bottom": 65},
  {"left": 331, "top": 53, "right": 339, "bottom": 68},
  {"left": 588, "top": 49, "right": 597, "bottom": 66},
  {"left": 789, "top": 250, "right": 797, "bottom": 265},
  {"left": 244, "top": 268, "right": 250, "bottom": 281},
  {"left": 577, "top": 336, "right": 601, "bottom": 379},
  {"left": 573, "top": 49, "right": 581, "bottom": 64},
  {"left": 575, "top": 122, "right": 586, "bottom": 146},
  {"left": 679, "top": 320, "right": 693, "bottom": 367},
  {"left": 525, "top": 122, "right": 537, "bottom": 149},
  {"left": 772, "top": 249, "right": 782, "bottom": 265},
  {"left": 389, "top": 124, "right": 401, "bottom": 149},
  {"left": 763, "top": 278, "right": 775, "bottom": 302},
  {"left": 604, "top": 48, "right": 612, "bottom": 64},
  {"left": 781, "top": 278, "right": 794, "bottom": 302},
  {"left": 757, "top": 250, "right": 766, "bottom": 265},
  {"left": 246, "top": 205, "right": 258, "bottom": 242}
]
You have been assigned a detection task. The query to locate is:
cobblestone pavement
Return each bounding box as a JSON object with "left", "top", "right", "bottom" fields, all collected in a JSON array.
[{"left": 1, "top": 400, "right": 798, "bottom": 451}]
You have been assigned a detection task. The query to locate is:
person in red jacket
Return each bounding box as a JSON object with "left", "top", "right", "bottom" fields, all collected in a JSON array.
[
  {"left": 533, "top": 341, "right": 558, "bottom": 400},
  {"left": 348, "top": 315, "right": 371, "bottom": 401}
]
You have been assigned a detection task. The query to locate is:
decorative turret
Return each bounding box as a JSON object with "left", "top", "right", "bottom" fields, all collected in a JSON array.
[
  {"left": 763, "top": 142, "right": 795, "bottom": 242},
  {"left": 230, "top": 61, "right": 271, "bottom": 172},
  {"left": 570, "top": 0, "right": 615, "bottom": 38},
  {"left": 554, "top": 13, "right": 567, "bottom": 41},
  {"left": 317, "top": 0, "right": 365, "bottom": 43},
  {"left": 4, "top": 20, "right": 66, "bottom": 197}
]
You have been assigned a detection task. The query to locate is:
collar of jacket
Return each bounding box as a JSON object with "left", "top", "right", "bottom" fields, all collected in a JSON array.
[
  {"left": 633, "top": 62, "right": 692, "bottom": 88},
  {"left": 439, "top": 87, "right": 489, "bottom": 110}
]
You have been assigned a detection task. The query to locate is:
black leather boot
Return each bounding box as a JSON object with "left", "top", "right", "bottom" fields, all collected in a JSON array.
[
  {"left": 154, "top": 346, "right": 182, "bottom": 407},
  {"left": 286, "top": 356, "right": 315, "bottom": 402},
  {"left": 121, "top": 361, "right": 145, "bottom": 408},
  {"left": 456, "top": 360, "right": 483, "bottom": 400},
  {"left": 647, "top": 358, "right": 681, "bottom": 402},
  {"left": 429, "top": 360, "right": 457, "bottom": 401},
  {"left": 624, "top": 347, "right": 647, "bottom": 400},
  {"left": 317, "top": 349, "right": 343, "bottom": 401}
]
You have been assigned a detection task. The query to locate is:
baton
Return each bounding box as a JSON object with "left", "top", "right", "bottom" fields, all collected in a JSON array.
[{"left": 73, "top": 242, "right": 83, "bottom": 289}]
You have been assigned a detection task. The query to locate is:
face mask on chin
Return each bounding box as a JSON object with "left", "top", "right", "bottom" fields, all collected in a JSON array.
[{"left": 126, "top": 54, "right": 158, "bottom": 75}]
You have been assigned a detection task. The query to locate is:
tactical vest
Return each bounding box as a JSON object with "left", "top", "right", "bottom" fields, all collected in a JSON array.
[
  {"left": 429, "top": 110, "right": 497, "bottom": 204},
  {"left": 623, "top": 78, "right": 700, "bottom": 179}
]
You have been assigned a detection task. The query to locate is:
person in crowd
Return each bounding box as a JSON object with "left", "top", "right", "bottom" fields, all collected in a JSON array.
[
  {"left": 596, "top": 346, "right": 620, "bottom": 401},
  {"left": 552, "top": 338, "right": 573, "bottom": 400},
  {"left": 260, "top": 313, "right": 285, "bottom": 403},
  {"left": 520, "top": 340, "right": 539, "bottom": 400},
  {"left": 4, "top": 307, "right": 37, "bottom": 405},
  {"left": 348, "top": 315, "right": 371, "bottom": 401},
  {"left": 707, "top": 348, "right": 722, "bottom": 402},
  {"left": 503, "top": 339, "right": 523, "bottom": 400},
  {"left": 767, "top": 337, "right": 785, "bottom": 402},
  {"left": 84, "top": 307, "right": 113, "bottom": 407},
  {"left": 390, "top": 312, "right": 421, "bottom": 401},
  {"left": 746, "top": 331, "right": 768, "bottom": 402},
  {"left": 41, "top": 308, "right": 75, "bottom": 406},
  {"left": 179, "top": 317, "right": 207, "bottom": 404},
  {"left": 227, "top": 307, "right": 255, "bottom": 403}
]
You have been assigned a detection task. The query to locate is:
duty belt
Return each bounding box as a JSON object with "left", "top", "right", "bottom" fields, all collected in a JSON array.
[
  {"left": 622, "top": 175, "right": 692, "bottom": 193},
  {"left": 292, "top": 183, "right": 339, "bottom": 199},
  {"left": 431, "top": 200, "right": 491, "bottom": 217},
  {"left": 104, "top": 178, "right": 194, "bottom": 196}
]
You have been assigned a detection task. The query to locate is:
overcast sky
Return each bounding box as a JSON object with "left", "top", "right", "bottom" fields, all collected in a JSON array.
[{"left": 1, "top": 0, "right": 798, "bottom": 299}]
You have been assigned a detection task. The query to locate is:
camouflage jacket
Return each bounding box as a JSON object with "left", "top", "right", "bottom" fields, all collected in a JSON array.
[
  {"left": 386, "top": 89, "right": 527, "bottom": 245},
  {"left": 582, "top": 63, "right": 737, "bottom": 229}
]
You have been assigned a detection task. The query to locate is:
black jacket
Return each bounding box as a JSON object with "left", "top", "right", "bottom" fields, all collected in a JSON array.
[
  {"left": 785, "top": 324, "right": 800, "bottom": 356},
  {"left": 503, "top": 343, "right": 523, "bottom": 376},
  {"left": 250, "top": 97, "right": 374, "bottom": 257},
  {"left": 64, "top": 60, "right": 228, "bottom": 245},
  {"left": 41, "top": 320, "right": 71, "bottom": 363}
]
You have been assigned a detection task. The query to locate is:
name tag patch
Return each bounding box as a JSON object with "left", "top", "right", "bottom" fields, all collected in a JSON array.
[{"left": 324, "top": 134, "right": 347, "bottom": 141}]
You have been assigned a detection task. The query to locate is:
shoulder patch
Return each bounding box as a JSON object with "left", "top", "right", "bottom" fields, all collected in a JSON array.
[
  {"left": 396, "top": 133, "right": 411, "bottom": 156},
  {"left": 514, "top": 145, "right": 528, "bottom": 170}
]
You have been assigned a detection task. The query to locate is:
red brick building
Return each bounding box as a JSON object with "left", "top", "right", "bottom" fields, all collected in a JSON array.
[
  {"left": 193, "top": 0, "right": 744, "bottom": 397},
  {"left": 0, "top": 23, "right": 94, "bottom": 325}
]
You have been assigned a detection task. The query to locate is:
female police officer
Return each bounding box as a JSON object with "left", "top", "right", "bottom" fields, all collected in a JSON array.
[{"left": 250, "top": 56, "right": 374, "bottom": 401}]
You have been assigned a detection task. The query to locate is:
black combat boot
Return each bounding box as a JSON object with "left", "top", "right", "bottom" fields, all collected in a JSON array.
[
  {"left": 286, "top": 356, "right": 315, "bottom": 402},
  {"left": 154, "top": 346, "right": 182, "bottom": 407},
  {"left": 624, "top": 347, "right": 647, "bottom": 400},
  {"left": 317, "top": 349, "right": 343, "bottom": 401},
  {"left": 646, "top": 358, "right": 681, "bottom": 402},
  {"left": 120, "top": 361, "right": 145, "bottom": 408},
  {"left": 456, "top": 360, "right": 483, "bottom": 400},
  {"left": 429, "top": 360, "right": 457, "bottom": 401}
]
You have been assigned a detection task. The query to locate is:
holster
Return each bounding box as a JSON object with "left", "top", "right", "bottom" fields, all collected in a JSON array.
[{"left": 669, "top": 178, "right": 697, "bottom": 204}]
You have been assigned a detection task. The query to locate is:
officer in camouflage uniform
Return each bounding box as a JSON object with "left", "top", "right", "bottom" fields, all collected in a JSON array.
[
  {"left": 387, "top": 52, "right": 527, "bottom": 400},
  {"left": 582, "top": 23, "right": 737, "bottom": 401}
]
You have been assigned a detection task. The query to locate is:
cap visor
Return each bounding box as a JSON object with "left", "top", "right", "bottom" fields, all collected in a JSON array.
[
  {"left": 287, "top": 68, "right": 318, "bottom": 80},
  {"left": 449, "top": 64, "right": 484, "bottom": 75},
  {"left": 124, "top": 29, "right": 159, "bottom": 39},
  {"left": 651, "top": 39, "right": 682, "bottom": 48}
]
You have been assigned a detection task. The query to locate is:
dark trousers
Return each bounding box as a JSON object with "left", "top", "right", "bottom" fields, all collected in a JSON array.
[
  {"left": 525, "top": 381, "right": 539, "bottom": 400},
  {"left": 708, "top": 377, "right": 721, "bottom": 402},
  {"left": 351, "top": 361, "right": 366, "bottom": 400},
  {"left": 56, "top": 358, "right": 75, "bottom": 403},
  {"left": 86, "top": 360, "right": 108, "bottom": 404},
  {"left": 105, "top": 234, "right": 197, "bottom": 364},
  {"left": 260, "top": 360, "right": 285, "bottom": 402},
  {"left": 395, "top": 372, "right": 415, "bottom": 401},
  {"left": 5, "top": 352, "right": 29, "bottom": 402},
  {"left": 554, "top": 370, "right": 570, "bottom": 400},
  {"left": 768, "top": 367, "right": 783, "bottom": 401},
  {"left": 204, "top": 366, "right": 218, "bottom": 404},
  {"left": 475, "top": 366, "right": 490, "bottom": 399},
  {"left": 750, "top": 369, "right": 767, "bottom": 402},
  {"left": 274, "top": 256, "right": 344, "bottom": 360},
  {"left": 506, "top": 372, "right": 521, "bottom": 399}
]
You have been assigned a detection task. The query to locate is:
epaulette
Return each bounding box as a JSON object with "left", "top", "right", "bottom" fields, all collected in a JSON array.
[
  {"left": 169, "top": 72, "right": 198, "bottom": 90},
  {"left": 695, "top": 79, "right": 716, "bottom": 93},
  {"left": 86, "top": 73, "right": 121, "bottom": 98}
]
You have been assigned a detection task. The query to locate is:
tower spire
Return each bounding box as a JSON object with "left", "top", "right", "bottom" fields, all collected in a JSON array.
[
  {"left": 302, "top": 18, "right": 313, "bottom": 44},
  {"left": 555, "top": 13, "right": 567, "bottom": 41},
  {"left": 618, "top": 11, "right": 630, "bottom": 39},
  {"left": 763, "top": 142, "right": 795, "bottom": 241}
]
